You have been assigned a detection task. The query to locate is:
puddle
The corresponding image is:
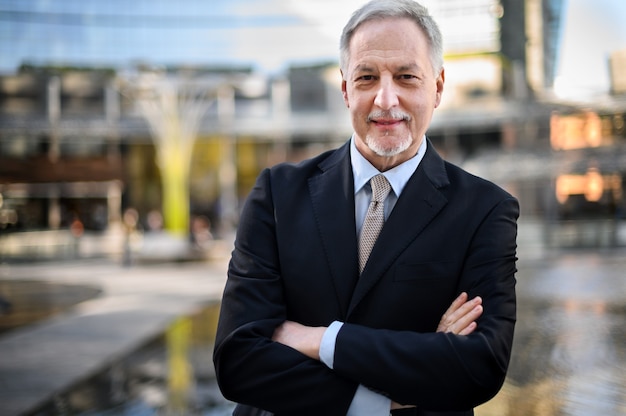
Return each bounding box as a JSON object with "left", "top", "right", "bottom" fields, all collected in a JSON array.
[
  {"left": 0, "top": 280, "right": 102, "bottom": 336},
  {"left": 29, "top": 303, "right": 235, "bottom": 416}
]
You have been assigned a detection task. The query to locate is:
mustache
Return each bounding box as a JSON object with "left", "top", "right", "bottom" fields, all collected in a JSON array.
[{"left": 367, "top": 110, "right": 411, "bottom": 122}]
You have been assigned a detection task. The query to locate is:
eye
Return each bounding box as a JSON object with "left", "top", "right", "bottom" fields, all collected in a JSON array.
[
  {"left": 358, "top": 75, "right": 376, "bottom": 81},
  {"left": 399, "top": 74, "right": 417, "bottom": 80}
]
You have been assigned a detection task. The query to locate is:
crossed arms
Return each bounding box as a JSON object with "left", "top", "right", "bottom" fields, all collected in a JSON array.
[{"left": 272, "top": 292, "right": 484, "bottom": 411}]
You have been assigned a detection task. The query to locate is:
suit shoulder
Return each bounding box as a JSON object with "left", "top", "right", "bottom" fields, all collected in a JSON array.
[
  {"left": 268, "top": 146, "right": 341, "bottom": 181},
  {"left": 443, "top": 160, "right": 516, "bottom": 201}
]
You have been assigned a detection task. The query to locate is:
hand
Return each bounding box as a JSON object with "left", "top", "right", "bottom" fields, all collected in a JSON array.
[
  {"left": 389, "top": 293, "right": 482, "bottom": 411},
  {"left": 272, "top": 320, "right": 326, "bottom": 360},
  {"left": 391, "top": 401, "right": 416, "bottom": 410},
  {"left": 436, "top": 292, "right": 483, "bottom": 335}
]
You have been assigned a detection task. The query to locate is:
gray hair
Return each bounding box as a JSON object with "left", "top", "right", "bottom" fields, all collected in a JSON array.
[{"left": 339, "top": 0, "right": 443, "bottom": 77}]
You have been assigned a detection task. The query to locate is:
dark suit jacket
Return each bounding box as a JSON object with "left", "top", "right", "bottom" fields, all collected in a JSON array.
[{"left": 213, "top": 139, "right": 519, "bottom": 416}]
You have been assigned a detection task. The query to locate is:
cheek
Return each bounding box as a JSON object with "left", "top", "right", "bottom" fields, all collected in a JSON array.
[
  {"left": 407, "top": 95, "right": 434, "bottom": 114},
  {"left": 349, "top": 95, "right": 372, "bottom": 115},
  {"left": 351, "top": 108, "right": 372, "bottom": 125}
]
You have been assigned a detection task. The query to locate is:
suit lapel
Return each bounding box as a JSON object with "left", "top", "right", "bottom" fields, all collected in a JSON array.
[
  {"left": 309, "top": 142, "right": 360, "bottom": 318},
  {"left": 348, "top": 142, "right": 450, "bottom": 314}
]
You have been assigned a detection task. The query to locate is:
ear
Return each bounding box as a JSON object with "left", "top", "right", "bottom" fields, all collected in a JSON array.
[
  {"left": 434, "top": 67, "right": 445, "bottom": 108},
  {"left": 340, "top": 70, "right": 350, "bottom": 108}
]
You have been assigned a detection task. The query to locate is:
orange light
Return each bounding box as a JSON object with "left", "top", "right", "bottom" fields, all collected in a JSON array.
[
  {"left": 584, "top": 168, "right": 604, "bottom": 202},
  {"left": 555, "top": 168, "right": 618, "bottom": 203},
  {"left": 550, "top": 110, "right": 604, "bottom": 150}
]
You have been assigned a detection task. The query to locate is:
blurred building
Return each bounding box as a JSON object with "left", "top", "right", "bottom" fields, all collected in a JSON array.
[
  {"left": 1, "top": 0, "right": 625, "bottom": 253},
  {"left": 610, "top": 48, "right": 626, "bottom": 95}
]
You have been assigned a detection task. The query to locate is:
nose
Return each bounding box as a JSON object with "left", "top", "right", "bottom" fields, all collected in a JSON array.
[{"left": 374, "top": 76, "right": 399, "bottom": 110}]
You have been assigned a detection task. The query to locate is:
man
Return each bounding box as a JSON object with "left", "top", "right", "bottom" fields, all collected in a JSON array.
[{"left": 213, "top": 0, "right": 518, "bottom": 415}]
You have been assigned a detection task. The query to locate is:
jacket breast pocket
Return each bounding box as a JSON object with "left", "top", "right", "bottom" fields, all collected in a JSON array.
[
  {"left": 387, "top": 261, "right": 461, "bottom": 331},
  {"left": 393, "top": 261, "right": 458, "bottom": 284}
]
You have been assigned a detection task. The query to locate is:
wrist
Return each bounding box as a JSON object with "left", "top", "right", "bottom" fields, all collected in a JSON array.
[{"left": 308, "top": 326, "right": 326, "bottom": 360}]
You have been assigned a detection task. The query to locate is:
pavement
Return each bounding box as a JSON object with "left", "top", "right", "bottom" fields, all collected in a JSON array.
[{"left": 0, "top": 237, "right": 233, "bottom": 416}]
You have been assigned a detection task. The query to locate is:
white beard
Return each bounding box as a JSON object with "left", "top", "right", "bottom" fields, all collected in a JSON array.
[
  {"left": 365, "top": 132, "right": 413, "bottom": 157},
  {"left": 365, "top": 109, "right": 413, "bottom": 157}
]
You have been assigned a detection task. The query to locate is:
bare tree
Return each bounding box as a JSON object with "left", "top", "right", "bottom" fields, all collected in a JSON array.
[{"left": 118, "top": 69, "right": 219, "bottom": 237}]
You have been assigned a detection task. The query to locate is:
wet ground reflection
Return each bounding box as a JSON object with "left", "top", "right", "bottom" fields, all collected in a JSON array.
[
  {"left": 478, "top": 249, "right": 626, "bottom": 416},
  {"left": 0, "top": 280, "right": 101, "bottom": 335},
  {"left": 30, "top": 302, "right": 235, "bottom": 416}
]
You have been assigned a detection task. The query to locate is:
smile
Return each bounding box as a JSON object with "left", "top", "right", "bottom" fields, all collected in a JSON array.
[
  {"left": 374, "top": 119, "right": 403, "bottom": 125},
  {"left": 367, "top": 110, "right": 411, "bottom": 125},
  {"left": 371, "top": 119, "right": 406, "bottom": 129}
]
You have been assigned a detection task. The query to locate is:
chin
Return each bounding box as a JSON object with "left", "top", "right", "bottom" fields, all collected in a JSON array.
[{"left": 366, "top": 134, "right": 412, "bottom": 157}]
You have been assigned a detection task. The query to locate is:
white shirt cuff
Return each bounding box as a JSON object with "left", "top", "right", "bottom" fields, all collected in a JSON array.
[
  {"left": 320, "top": 321, "right": 391, "bottom": 415},
  {"left": 319, "top": 320, "right": 343, "bottom": 369}
]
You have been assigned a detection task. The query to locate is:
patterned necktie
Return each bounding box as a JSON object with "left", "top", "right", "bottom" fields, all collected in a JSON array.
[{"left": 359, "top": 174, "right": 391, "bottom": 273}]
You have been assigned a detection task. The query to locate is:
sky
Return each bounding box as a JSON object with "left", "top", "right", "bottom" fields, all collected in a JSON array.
[
  {"left": 555, "top": 0, "right": 626, "bottom": 99},
  {"left": 1, "top": 0, "right": 625, "bottom": 99}
]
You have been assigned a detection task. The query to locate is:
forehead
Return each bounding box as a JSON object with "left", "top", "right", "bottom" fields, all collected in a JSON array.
[{"left": 348, "top": 17, "right": 431, "bottom": 71}]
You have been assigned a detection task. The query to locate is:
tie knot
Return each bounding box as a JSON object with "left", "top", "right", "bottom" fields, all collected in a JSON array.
[{"left": 370, "top": 174, "right": 391, "bottom": 203}]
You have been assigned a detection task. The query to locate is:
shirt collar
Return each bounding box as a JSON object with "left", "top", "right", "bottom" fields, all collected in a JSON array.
[{"left": 350, "top": 135, "right": 427, "bottom": 197}]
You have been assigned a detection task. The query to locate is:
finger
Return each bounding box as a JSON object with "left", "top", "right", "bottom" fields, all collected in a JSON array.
[
  {"left": 450, "top": 296, "right": 482, "bottom": 323},
  {"left": 458, "top": 321, "right": 477, "bottom": 336},
  {"left": 437, "top": 292, "right": 467, "bottom": 331},
  {"left": 439, "top": 297, "right": 483, "bottom": 334},
  {"left": 439, "top": 295, "right": 480, "bottom": 330},
  {"left": 453, "top": 304, "right": 483, "bottom": 335},
  {"left": 448, "top": 296, "right": 483, "bottom": 323},
  {"left": 448, "top": 292, "right": 469, "bottom": 314},
  {"left": 391, "top": 402, "right": 416, "bottom": 410}
]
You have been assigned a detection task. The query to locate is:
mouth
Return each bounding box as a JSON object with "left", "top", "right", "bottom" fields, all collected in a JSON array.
[
  {"left": 367, "top": 111, "right": 411, "bottom": 127},
  {"left": 372, "top": 119, "right": 404, "bottom": 126},
  {"left": 370, "top": 118, "right": 407, "bottom": 131}
]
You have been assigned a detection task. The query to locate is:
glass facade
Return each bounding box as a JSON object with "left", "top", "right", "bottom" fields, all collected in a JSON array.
[{"left": 0, "top": 0, "right": 304, "bottom": 72}]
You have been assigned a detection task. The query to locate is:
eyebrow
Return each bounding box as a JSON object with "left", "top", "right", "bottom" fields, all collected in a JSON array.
[
  {"left": 353, "top": 64, "right": 375, "bottom": 74},
  {"left": 397, "top": 63, "right": 420, "bottom": 72},
  {"left": 352, "top": 63, "right": 422, "bottom": 74}
]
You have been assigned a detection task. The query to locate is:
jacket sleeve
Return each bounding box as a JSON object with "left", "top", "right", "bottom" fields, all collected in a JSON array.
[
  {"left": 212, "top": 168, "right": 357, "bottom": 416},
  {"left": 332, "top": 196, "right": 519, "bottom": 411}
]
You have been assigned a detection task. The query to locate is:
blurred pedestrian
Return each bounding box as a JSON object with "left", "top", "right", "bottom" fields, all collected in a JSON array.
[
  {"left": 190, "top": 215, "right": 213, "bottom": 251},
  {"left": 122, "top": 208, "right": 140, "bottom": 267},
  {"left": 213, "top": 1, "right": 519, "bottom": 414},
  {"left": 69, "top": 213, "right": 84, "bottom": 259},
  {"left": 146, "top": 209, "right": 164, "bottom": 232}
]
